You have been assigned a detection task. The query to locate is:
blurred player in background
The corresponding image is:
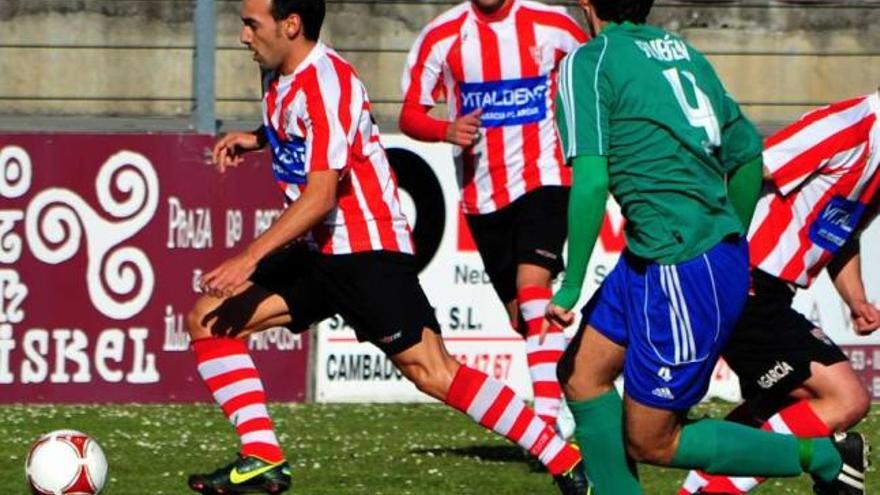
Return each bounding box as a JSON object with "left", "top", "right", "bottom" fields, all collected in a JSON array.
[
  {"left": 681, "top": 91, "right": 880, "bottom": 495},
  {"left": 546, "top": 0, "right": 869, "bottom": 493},
  {"left": 185, "top": 0, "right": 590, "bottom": 493},
  {"left": 399, "top": 0, "right": 588, "bottom": 429}
]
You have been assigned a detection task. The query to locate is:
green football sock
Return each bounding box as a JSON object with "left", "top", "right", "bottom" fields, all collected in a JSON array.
[
  {"left": 805, "top": 437, "right": 844, "bottom": 483},
  {"left": 569, "top": 390, "right": 642, "bottom": 495},
  {"left": 671, "top": 419, "right": 841, "bottom": 481}
]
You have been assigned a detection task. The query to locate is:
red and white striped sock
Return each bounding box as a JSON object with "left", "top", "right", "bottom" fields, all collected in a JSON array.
[
  {"left": 446, "top": 365, "right": 580, "bottom": 476},
  {"left": 518, "top": 286, "right": 565, "bottom": 427},
  {"left": 192, "top": 337, "right": 285, "bottom": 463},
  {"left": 678, "top": 400, "right": 831, "bottom": 494}
]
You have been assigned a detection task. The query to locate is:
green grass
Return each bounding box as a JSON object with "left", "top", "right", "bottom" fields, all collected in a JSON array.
[{"left": 1, "top": 402, "right": 876, "bottom": 494}]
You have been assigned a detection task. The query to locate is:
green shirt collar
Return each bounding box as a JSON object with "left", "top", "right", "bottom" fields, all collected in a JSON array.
[{"left": 601, "top": 21, "right": 638, "bottom": 33}]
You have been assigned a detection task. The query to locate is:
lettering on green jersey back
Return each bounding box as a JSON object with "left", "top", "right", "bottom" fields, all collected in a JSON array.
[{"left": 635, "top": 36, "right": 691, "bottom": 62}]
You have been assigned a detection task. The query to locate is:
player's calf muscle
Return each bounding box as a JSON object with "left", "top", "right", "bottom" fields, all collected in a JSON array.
[{"left": 392, "top": 330, "right": 460, "bottom": 400}]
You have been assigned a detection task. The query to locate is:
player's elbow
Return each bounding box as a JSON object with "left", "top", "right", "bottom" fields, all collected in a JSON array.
[
  {"left": 571, "top": 178, "right": 608, "bottom": 209},
  {"left": 398, "top": 106, "right": 417, "bottom": 139},
  {"left": 585, "top": 176, "right": 609, "bottom": 194},
  {"left": 304, "top": 171, "right": 340, "bottom": 218},
  {"left": 572, "top": 170, "right": 609, "bottom": 196},
  {"left": 316, "top": 193, "right": 338, "bottom": 218}
]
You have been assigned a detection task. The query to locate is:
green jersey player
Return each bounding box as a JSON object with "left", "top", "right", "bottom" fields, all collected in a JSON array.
[{"left": 544, "top": 0, "right": 869, "bottom": 494}]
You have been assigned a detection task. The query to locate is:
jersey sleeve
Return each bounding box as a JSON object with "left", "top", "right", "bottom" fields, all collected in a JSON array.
[
  {"left": 401, "top": 25, "right": 447, "bottom": 108},
  {"left": 763, "top": 102, "right": 873, "bottom": 196},
  {"left": 718, "top": 93, "right": 763, "bottom": 174},
  {"left": 546, "top": 11, "right": 589, "bottom": 60},
  {"left": 300, "top": 73, "right": 356, "bottom": 173},
  {"left": 555, "top": 39, "right": 612, "bottom": 160}
]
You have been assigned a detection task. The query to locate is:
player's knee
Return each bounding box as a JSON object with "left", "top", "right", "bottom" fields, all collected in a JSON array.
[
  {"left": 625, "top": 433, "right": 676, "bottom": 465},
  {"left": 399, "top": 361, "right": 455, "bottom": 401},
  {"left": 558, "top": 354, "right": 608, "bottom": 401},
  {"left": 839, "top": 389, "right": 871, "bottom": 429},
  {"left": 185, "top": 304, "right": 212, "bottom": 340}
]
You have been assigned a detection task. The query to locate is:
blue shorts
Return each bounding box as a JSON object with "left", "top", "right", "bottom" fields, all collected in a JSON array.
[{"left": 582, "top": 238, "right": 749, "bottom": 410}]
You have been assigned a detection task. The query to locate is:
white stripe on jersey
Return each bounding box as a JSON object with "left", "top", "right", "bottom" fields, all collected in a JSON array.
[
  {"left": 498, "top": 27, "right": 526, "bottom": 202},
  {"left": 329, "top": 206, "right": 352, "bottom": 254},
  {"left": 593, "top": 35, "right": 609, "bottom": 155},
  {"left": 350, "top": 171, "right": 384, "bottom": 250},
  {"left": 559, "top": 51, "right": 577, "bottom": 158}
]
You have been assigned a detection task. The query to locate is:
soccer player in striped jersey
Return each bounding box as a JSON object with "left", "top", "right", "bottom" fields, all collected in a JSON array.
[
  {"left": 399, "top": 0, "right": 588, "bottom": 429},
  {"left": 547, "top": 0, "right": 869, "bottom": 494},
  {"left": 185, "top": 1, "right": 589, "bottom": 493},
  {"left": 680, "top": 92, "right": 880, "bottom": 495}
]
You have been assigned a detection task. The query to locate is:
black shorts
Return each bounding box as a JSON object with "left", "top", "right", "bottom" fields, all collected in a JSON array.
[
  {"left": 251, "top": 244, "right": 440, "bottom": 355},
  {"left": 722, "top": 269, "right": 848, "bottom": 401},
  {"left": 465, "top": 186, "right": 569, "bottom": 303}
]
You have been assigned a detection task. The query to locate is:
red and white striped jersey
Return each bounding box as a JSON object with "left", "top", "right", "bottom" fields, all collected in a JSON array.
[
  {"left": 401, "top": 0, "right": 588, "bottom": 214},
  {"left": 262, "top": 42, "right": 414, "bottom": 255},
  {"left": 749, "top": 91, "right": 880, "bottom": 287}
]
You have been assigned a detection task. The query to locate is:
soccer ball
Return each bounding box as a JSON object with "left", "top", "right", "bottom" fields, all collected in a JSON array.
[{"left": 25, "top": 430, "right": 108, "bottom": 495}]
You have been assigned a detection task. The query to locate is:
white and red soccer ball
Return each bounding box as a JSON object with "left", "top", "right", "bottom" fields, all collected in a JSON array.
[{"left": 25, "top": 430, "right": 108, "bottom": 495}]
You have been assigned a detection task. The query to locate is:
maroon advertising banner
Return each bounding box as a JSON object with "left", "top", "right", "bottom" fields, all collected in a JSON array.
[
  {"left": 0, "top": 133, "right": 308, "bottom": 403},
  {"left": 843, "top": 345, "right": 880, "bottom": 399}
]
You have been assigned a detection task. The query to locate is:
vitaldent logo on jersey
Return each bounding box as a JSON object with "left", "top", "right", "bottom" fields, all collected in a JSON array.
[
  {"left": 265, "top": 126, "right": 307, "bottom": 185},
  {"left": 459, "top": 76, "right": 549, "bottom": 128},
  {"left": 809, "top": 195, "right": 866, "bottom": 253}
]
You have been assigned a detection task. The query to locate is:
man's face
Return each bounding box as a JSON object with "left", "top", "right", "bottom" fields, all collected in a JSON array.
[
  {"left": 240, "top": 0, "right": 287, "bottom": 71},
  {"left": 471, "top": 0, "right": 509, "bottom": 13}
]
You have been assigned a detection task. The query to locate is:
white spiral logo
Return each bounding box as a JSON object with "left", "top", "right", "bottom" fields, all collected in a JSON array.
[{"left": 26, "top": 151, "right": 159, "bottom": 320}]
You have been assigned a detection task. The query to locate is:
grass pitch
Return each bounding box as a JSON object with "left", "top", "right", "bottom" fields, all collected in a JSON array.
[{"left": 1, "top": 401, "right": 876, "bottom": 494}]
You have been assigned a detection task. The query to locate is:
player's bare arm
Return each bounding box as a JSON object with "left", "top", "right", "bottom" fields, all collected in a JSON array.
[
  {"left": 827, "top": 240, "right": 880, "bottom": 334},
  {"left": 200, "top": 168, "right": 340, "bottom": 298}
]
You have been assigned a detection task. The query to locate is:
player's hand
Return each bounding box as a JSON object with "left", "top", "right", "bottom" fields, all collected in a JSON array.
[
  {"left": 850, "top": 299, "right": 880, "bottom": 335},
  {"left": 199, "top": 251, "right": 259, "bottom": 299},
  {"left": 445, "top": 108, "right": 482, "bottom": 147},
  {"left": 211, "top": 132, "right": 260, "bottom": 173},
  {"left": 541, "top": 303, "right": 574, "bottom": 344}
]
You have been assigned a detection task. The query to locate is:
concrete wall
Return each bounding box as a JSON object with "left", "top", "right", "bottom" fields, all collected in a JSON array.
[{"left": 0, "top": 0, "right": 878, "bottom": 129}]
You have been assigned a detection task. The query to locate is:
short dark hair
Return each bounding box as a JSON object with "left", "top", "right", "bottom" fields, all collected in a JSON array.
[
  {"left": 590, "top": 0, "right": 654, "bottom": 24},
  {"left": 271, "top": 0, "right": 326, "bottom": 41}
]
